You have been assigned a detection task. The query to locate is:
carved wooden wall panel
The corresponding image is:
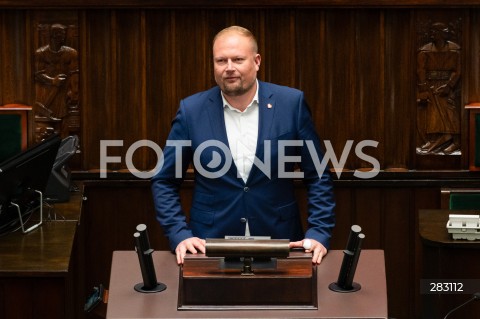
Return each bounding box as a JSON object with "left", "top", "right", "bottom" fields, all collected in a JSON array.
[
  {"left": 416, "top": 20, "right": 462, "bottom": 156},
  {"left": 33, "top": 22, "right": 80, "bottom": 142}
]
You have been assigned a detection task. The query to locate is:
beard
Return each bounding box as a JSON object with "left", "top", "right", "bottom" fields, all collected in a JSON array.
[{"left": 220, "top": 78, "right": 256, "bottom": 97}]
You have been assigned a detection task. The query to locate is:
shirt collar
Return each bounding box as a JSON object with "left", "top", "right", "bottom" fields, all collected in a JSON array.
[{"left": 221, "top": 79, "right": 259, "bottom": 112}]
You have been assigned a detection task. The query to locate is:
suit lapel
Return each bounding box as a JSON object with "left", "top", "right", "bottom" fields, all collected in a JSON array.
[
  {"left": 246, "top": 82, "right": 276, "bottom": 183},
  {"left": 206, "top": 87, "right": 241, "bottom": 181},
  {"left": 256, "top": 81, "right": 276, "bottom": 158},
  {"left": 206, "top": 87, "right": 230, "bottom": 148}
]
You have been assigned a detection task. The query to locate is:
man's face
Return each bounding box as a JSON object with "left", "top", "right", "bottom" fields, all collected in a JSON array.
[{"left": 213, "top": 32, "right": 261, "bottom": 97}]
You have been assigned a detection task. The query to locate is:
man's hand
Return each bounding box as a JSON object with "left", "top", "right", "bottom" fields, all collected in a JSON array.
[
  {"left": 175, "top": 237, "right": 206, "bottom": 265},
  {"left": 289, "top": 238, "right": 327, "bottom": 265}
]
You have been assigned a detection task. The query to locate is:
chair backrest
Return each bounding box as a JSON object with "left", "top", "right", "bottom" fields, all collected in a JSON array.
[
  {"left": 441, "top": 188, "right": 480, "bottom": 210},
  {"left": 0, "top": 104, "right": 31, "bottom": 163}
]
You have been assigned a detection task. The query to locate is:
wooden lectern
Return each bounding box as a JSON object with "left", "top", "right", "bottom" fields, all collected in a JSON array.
[{"left": 178, "top": 251, "right": 317, "bottom": 310}]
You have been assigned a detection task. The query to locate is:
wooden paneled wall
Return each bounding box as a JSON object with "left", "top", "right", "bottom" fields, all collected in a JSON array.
[{"left": 1, "top": 5, "right": 480, "bottom": 171}]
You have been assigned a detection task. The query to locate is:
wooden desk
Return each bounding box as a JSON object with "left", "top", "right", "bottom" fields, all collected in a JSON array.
[
  {"left": 419, "top": 209, "right": 480, "bottom": 318},
  {"left": 107, "top": 250, "right": 388, "bottom": 319},
  {"left": 0, "top": 188, "right": 84, "bottom": 319},
  {"left": 419, "top": 209, "right": 480, "bottom": 247}
]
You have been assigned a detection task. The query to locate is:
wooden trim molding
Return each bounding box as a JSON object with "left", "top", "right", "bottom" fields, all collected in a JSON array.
[{"left": 1, "top": 0, "right": 480, "bottom": 8}]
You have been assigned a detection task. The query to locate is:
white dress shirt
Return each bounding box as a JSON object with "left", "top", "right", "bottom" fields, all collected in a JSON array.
[
  {"left": 221, "top": 83, "right": 259, "bottom": 183},
  {"left": 221, "top": 81, "right": 259, "bottom": 236}
]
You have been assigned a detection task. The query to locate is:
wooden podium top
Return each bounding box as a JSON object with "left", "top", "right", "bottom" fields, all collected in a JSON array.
[{"left": 106, "top": 250, "right": 388, "bottom": 319}]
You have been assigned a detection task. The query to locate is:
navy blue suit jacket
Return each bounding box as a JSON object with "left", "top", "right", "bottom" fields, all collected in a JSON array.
[{"left": 151, "top": 81, "right": 335, "bottom": 251}]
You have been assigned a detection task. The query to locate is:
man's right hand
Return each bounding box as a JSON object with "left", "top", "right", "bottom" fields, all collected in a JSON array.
[{"left": 175, "top": 237, "right": 206, "bottom": 265}]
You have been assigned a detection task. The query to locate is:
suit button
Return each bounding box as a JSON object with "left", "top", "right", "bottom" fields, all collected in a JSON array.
[
  {"left": 244, "top": 187, "right": 249, "bottom": 192},
  {"left": 240, "top": 218, "right": 247, "bottom": 223}
]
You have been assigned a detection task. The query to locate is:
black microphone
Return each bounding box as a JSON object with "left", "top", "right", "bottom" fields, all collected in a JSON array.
[
  {"left": 133, "top": 224, "right": 167, "bottom": 293},
  {"left": 443, "top": 292, "right": 480, "bottom": 319},
  {"left": 329, "top": 225, "right": 364, "bottom": 293}
]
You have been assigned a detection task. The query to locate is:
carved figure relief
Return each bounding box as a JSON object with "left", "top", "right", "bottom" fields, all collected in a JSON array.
[
  {"left": 416, "top": 22, "right": 461, "bottom": 155},
  {"left": 34, "top": 23, "right": 80, "bottom": 142}
]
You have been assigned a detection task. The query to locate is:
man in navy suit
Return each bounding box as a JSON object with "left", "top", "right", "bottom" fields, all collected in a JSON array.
[{"left": 151, "top": 26, "right": 335, "bottom": 265}]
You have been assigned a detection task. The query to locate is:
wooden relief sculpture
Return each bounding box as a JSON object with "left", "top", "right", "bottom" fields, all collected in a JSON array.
[
  {"left": 416, "top": 22, "right": 461, "bottom": 155},
  {"left": 34, "top": 23, "right": 80, "bottom": 142}
]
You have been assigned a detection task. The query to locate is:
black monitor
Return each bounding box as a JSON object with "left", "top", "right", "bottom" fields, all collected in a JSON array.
[{"left": 0, "top": 134, "right": 61, "bottom": 235}]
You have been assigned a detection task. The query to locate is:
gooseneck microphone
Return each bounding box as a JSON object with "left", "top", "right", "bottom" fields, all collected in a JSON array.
[
  {"left": 133, "top": 224, "right": 167, "bottom": 293},
  {"left": 443, "top": 292, "right": 480, "bottom": 319}
]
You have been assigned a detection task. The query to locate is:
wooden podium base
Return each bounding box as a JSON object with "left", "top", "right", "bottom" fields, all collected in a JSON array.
[{"left": 178, "top": 252, "right": 317, "bottom": 310}]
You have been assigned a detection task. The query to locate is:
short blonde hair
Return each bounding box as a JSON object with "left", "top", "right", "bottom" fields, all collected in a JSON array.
[{"left": 213, "top": 26, "right": 258, "bottom": 53}]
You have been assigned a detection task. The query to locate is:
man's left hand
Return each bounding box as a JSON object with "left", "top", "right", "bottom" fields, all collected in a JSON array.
[{"left": 289, "top": 239, "right": 327, "bottom": 265}]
